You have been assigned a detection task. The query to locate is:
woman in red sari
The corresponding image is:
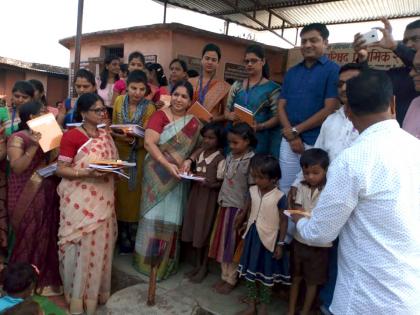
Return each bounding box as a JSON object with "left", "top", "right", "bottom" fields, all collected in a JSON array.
[
  {"left": 7, "top": 101, "right": 61, "bottom": 296},
  {"left": 56, "top": 93, "right": 118, "bottom": 315}
]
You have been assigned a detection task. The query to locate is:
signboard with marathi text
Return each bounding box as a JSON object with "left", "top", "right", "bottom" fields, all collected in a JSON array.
[
  {"left": 145, "top": 55, "right": 157, "bottom": 64},
  {"left": 178, "top": 54, "right": 201, "bottom": 74},
  {"left": 224, "top": 63, "right": 248, "bottom": 83},
  {"left": 286, "top": 43, "right": 404, "bottom": 70}
]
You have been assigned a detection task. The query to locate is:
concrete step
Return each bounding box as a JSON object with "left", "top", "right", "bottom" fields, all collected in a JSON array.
[{"left": 106, "top": 253, "right": 289, "bottom": 315}]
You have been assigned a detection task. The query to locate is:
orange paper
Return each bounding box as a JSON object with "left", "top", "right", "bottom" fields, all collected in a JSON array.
[
  {"left": 27, "top": 113, "right": 63, "bottom": 152},
  {"left": 187, "top": 101, "right": 212, "bottom": 122}
]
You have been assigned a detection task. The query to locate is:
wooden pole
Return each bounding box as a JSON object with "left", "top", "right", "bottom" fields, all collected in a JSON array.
[
  {"left": 163, "top": 0, "right": 167, "bottom": 23},
  {"left": 74, "top": 0, "right": 84, "bottom": 95}
]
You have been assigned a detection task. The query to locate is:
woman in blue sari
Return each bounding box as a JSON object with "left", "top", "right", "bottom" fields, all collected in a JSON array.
[{"left": 225, "top": 44, "right": 281, "bottom": 157}]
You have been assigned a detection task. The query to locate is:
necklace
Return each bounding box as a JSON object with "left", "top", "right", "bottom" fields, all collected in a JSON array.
[
  {"left": 225, "top": 152, "right": 246, "bottom": 186},
  {"left": 81, "top": 124, "right": 98, "bottom": 138}
]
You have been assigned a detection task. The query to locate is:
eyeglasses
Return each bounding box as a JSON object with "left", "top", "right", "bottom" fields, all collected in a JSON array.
[
  {"left": 89, "top": 108, "right": 107, "bottom": 114},
  {"left": 243, "top": 58, "right": 261, "bottom": 65}
]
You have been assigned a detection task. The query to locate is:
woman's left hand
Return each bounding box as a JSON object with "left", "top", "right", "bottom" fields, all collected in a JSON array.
[{"left": 166, "top": 163, "right": 181, "bottom": 179}]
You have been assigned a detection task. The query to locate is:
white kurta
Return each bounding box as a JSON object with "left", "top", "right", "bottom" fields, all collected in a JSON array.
[
  {"left": 297, "top": 120, "right": 420, "bottom": 314},
  {"left": 292, "top": 106, "right": 359, "bottom": 186}
]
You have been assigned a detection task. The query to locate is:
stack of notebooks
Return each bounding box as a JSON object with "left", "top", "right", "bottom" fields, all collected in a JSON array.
[
  {"left": 88, "top": 159, "right": 136, "bottom": 179},
  {"left": 66, "top": 123, "right": 106, "bottom": 129},
  {"left": 27, "top": 113, "right": 63, "bottom": 152},
  {"left": 233, "top": 104, "right": 254, "bottom": 126},
  {"left": 187, "top": 102, "right": 212, "bottom": 122},
  {"left": 110, "top": 124, "right": 145, "bottom": 137}
]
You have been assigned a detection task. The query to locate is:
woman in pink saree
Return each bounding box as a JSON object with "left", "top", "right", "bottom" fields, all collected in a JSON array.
[
  {"left": 7, "top": 101, "right": 61, "bottom": 295},
  {"left": 56, "top": 93, "right": 118, "bottom": 315}
]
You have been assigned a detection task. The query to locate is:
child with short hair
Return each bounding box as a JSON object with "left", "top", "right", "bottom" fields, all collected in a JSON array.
[
  {"left": 0, "top": 263, "right": 65, "bottom": 315},
  {"left": 182, "top": 122, "right": 226, "bottom": 283},
  {"left": 287, "top": 148, "right": 331, "bottom": 315},
  {"left": 236, "top": 154, "right": 289, "bottom": 315},
  {"left": 208, "top": 122, "right": 257, "bottom": 295},
  {"left": 0, "top": 263, "right": 38, "bottom": 312}
]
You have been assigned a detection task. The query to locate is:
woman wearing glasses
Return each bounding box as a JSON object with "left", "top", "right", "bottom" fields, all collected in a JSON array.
[
  {"left": 189, "top": 43, "right": 231, "bottom": 122},
  {"left": 56, "top": 93, "right": 119, "bottom": 315},
  {"left": 112, "top": 70, "right": 156, "bottom": 254},
  {"left": 225, "top": 44, "right": 281, "bottom": 157}
]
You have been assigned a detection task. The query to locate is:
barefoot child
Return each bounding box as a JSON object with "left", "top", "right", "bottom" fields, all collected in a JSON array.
[
  {"left": 182, "top": 122, "right": 226, "bottom": 283},
  {"left": 209, "top": 123, "right": 256, "bottom": 294},
  {"left": 236, "top": 155, "right": 289, "bottom": 315},
  {"left": 288, "top": 148, "right": 330, "bottom": 315}
]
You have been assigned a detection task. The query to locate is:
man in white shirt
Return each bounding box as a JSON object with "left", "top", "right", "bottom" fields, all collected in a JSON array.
[{"left": 292, "top": 69, "right": 420, "bottom": 314}]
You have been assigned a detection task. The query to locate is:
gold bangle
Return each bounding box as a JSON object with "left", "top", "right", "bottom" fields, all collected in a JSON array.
[{"left": 75, "top": 170, "right": 79, "bottom": 177}]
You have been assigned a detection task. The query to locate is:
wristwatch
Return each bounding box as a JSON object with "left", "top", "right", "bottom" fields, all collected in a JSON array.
[{"left": 291, "top": 127, "right": 299, "bottom": 137}]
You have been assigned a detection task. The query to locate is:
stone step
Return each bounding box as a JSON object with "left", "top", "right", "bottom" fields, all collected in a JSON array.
[{"left": 106, "top": 253, "right": 289, "bottom": 315}]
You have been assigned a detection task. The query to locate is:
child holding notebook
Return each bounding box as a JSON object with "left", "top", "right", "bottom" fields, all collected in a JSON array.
[{"left": 288, "top": 148, "right": 331, "bottom": 315}]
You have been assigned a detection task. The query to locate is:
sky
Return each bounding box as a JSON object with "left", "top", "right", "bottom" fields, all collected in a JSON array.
[{"left": 0, "top": 0, "right": 418, "bottom": 68}]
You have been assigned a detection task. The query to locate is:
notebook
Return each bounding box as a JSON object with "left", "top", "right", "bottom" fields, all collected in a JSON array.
[
  {"left": 89, "top": 159, "right": 136, "bottom": 167},
  {"left": 179, "top": 172, "right": 205, "bottom": 182},
  {"left": 234, "top": 103, "right": 254, "bottom": 126},
  {"left": 27, "top": 113, "right": 63, "bottom": 152},
  {"left": 66, "top": 123, "right": 106, "bottom": 129},
  {"left": 37, "top": 163, "right": 57, "bottom": 178},
  {"left": 284, "top": 210, "right": 311, "bottom": 218},
  {"left": 110, "top": 124, "right": 145, "bottom": 137},
  {"left": 187, "top": 101, "right": 212, "bottom": 122}
]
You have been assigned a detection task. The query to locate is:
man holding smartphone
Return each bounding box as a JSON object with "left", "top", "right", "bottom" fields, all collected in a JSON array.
[{"left": 353, "top": 18, "right": 420, "bottom": 125}]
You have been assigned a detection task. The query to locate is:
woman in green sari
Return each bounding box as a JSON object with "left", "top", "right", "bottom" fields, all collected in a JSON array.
[{"left": 134, "top": 81, "right": 201, "bottom": 280}]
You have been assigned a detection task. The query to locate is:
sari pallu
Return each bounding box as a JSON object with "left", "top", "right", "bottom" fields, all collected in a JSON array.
[
  {"left": 191, "top": 78, "right": 231, "bottom": 117},
  {"left": 57, "top": 129, "right": 118, "bottom": 315},
  {"left": 227, "top": 81, "right": 281, "bottom": 157},
  {"left": 7, "top": 131, "right": 61, "bottom": 292},
  {"left": 134, "top": 115, "right": 201, "bottom": 281}
]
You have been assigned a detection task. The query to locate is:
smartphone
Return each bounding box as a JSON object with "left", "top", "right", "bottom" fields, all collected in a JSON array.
[{"left": 361, "top": 29, "right": 379, "bottom": 45}]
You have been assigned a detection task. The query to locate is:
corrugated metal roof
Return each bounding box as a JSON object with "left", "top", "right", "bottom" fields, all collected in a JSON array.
[
  {"left": 0, "top": 56, "right": 68, "bottom": 76},
  {"left": 155, "top": 0, "right": 420, "bottom": 29}
]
